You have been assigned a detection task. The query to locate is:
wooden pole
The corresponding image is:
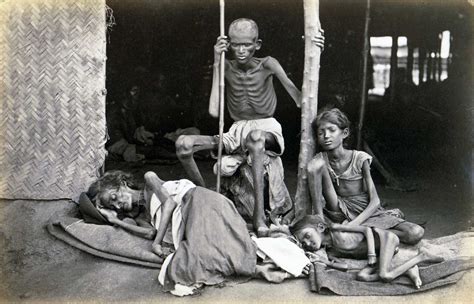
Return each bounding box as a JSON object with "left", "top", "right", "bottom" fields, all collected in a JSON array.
[
  {"left": 389, "top": 35, "right": 398, "bottom": 103},
  {"left": 427, "top": 50, "right": 433, "bottom": 81},
  {"left": 418, "top": 47, "right": 426, "bottom": 84},
  {"left": 216, "top": 0, "right": 225, "bottom": 192},
  {"left": 294, "top": 0, "right": 322, "bottom": 219},
  {"left": 406, "top": 39, "right": 414, "bottom": 83},
  {"left": 356, "top": 0, "right": 371, "bottom": 150}
]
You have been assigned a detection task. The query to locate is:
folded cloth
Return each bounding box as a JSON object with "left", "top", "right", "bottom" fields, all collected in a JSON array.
[
  {"left": 309, "top": 231, "right": 474, "bottom": 295},
  {"left": 252, "top": 236, "right": 309, "bottom": 277},
  {"left": 47, "top": 215, "right": 163, "bottom": 268}
]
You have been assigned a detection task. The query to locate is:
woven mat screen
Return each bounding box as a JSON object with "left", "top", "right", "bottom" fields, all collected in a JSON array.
[{"left": 0, "top": 0, "right": 107, "bottom": 200}]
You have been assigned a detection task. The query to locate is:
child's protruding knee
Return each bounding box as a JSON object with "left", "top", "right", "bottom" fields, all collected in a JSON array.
[
  {"left": 405, "top": 225, "right": 424, "bottom": 245},
  {"left": 307, "top": 158, "right": 326, "bottom": 176}
]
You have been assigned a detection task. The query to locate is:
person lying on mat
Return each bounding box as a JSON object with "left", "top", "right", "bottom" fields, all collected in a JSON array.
[
  {"left": 291, "top": 214, "right": 443, "bottom": 289},
  {"left": 86, "top": 170, "right": 313, "bottom": 295}
]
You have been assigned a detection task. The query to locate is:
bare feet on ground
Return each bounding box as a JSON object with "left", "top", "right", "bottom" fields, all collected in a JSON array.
[{"left": 406, "top": 265, "right": 422, "bottom": 289}]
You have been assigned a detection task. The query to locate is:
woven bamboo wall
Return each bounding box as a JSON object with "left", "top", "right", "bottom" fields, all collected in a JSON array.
[{"left": 0, "top": 0, "right": 107, "bottom": 200}]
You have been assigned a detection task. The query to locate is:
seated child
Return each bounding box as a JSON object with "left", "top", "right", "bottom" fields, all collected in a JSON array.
[
  {"left": 291, "top": 215, "right": 443, "bottom": 288},
  {"left": 307, "top": 108, "right": 425, "bottom": 245}
]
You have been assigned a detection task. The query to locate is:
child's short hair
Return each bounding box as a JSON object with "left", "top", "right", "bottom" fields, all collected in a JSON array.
[
  {"left": 312, "top": 108, "right": 351, "bottom": 133},
  {"left": 290, "top": 214, "right": 328, "bottom": 235},
  {"left": 229, "top": 18, "right": 259, "bottom": 40}
]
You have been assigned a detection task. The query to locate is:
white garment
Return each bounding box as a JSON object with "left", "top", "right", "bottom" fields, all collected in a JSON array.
[
  {"left": 252, "top": 236, "right": 310, "bottom": 277},
  {"left": 152, "top": 179, "right": 196, "bottom": 287},
  {"left": 149, "top": 179, "right": 195, "bottom": 248}
]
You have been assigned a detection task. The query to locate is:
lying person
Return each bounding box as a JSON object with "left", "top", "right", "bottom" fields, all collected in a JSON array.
[
  {"left": 87, "top": 170, "right": 256, "bottom": 292},
  {"left": 291, "top": 214, "right": 443, "bottom": 289},
  {"left": 86, "top": 170, "right": 310, "bottom": 295},
  {"left": 307, "top": 108, "right": 425, "bottom": 245}
]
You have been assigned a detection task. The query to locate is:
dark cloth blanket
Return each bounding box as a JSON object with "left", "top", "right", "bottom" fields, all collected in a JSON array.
[
  {"left": 162, "top": 186, "right": 257, "bottom": 290},
  {"left": 47, "top": 216, "right": 163, "bottom": 268},
  {"left": 309, "top": 231, "right": 474, "bottom": 295}
]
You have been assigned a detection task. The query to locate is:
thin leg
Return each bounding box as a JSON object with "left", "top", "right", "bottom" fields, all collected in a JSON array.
[
  {"left": 374, "top": 228, "right": 443, "bottom": 283},
  {"left": 307, "top": 158, "right": 338, "bottom": 215},
  {"left": 389, "top": 221, "right": 424, "bottom": 245},
  {"left": 175, "top": 135, "right": 218, "bottom": 187},
  {"left": 246, "top": 130, "right": 267, "bottom": 235}
]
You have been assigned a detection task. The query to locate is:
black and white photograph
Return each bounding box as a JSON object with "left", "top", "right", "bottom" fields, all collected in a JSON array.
[{"left": 0, "top": 0, "right": 472, "bottom": 302}]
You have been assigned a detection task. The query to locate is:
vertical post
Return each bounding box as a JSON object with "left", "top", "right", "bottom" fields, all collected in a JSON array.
[
  {"left": 427, "top": 50, "right": 433, "bottom": 81},
  {"left": 389, "top": 35, "right": 398, "bottom": 103},
  {"left": 216, "top": 0, "right": 225, "bottom": 192},
  {"left": 356, "top": 0, "right": 371, "bottom": 150},
  {"left": 418, "top": 47, "right": 426, "bottom": 84},
  {"left": 406, "top": 39, "right": 414, "bottom": 83},
  {"left": 294, "top": 0, "right": 322, "bottom": 219}
]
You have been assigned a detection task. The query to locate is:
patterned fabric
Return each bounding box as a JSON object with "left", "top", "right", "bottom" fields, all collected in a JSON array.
[{"left": 223, "top": 155, "right": 294, "bottom": 224}]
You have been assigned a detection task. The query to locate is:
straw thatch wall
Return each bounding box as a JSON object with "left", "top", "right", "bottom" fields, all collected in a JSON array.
[{"left": 0, "top": 0, "right": 107, "bottom": 200}]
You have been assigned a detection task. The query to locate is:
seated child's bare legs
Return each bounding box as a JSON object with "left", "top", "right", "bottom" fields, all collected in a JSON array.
[
  {"left": 175, "top": 135, "right": 218, "bottom": 187},
  {"left": 389, "top": 221, "right": 425, "bottom": 245},
  {"left": 307, "top": 157, "right": 339, "bottom": 215},
  {"left": 373, "top": 228, "right": 443, "bottom": 287},
  {"left": 246, "top": 130, "right": 270, "bottom": 236}
]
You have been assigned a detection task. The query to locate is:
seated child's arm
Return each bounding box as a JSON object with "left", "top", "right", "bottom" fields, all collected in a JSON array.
[
  {"left": 348, "top": 160, "right": 381, "bottom": 226},
  {"left": 98, "top": 208, "right": 156, "bottom": 240},
  {"left": 331, "top": 223, "right": 377, "bottom": 265},
  {"left": 265, "top": 57, "right": 302, "bottom": 108},
  {"left": 209, "top": 36, "right": 228, "bottom": 118}
]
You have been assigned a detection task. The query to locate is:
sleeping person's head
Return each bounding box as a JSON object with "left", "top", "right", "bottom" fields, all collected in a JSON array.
[
  {"left": 290, "top": 215, "right": 329, "bottom": 251},
  {"left": 87, "top": 170, "right": 142, "bottom": 213}
]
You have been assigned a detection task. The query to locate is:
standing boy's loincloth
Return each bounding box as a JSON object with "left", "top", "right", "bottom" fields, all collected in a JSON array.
[{"left": 217, "top": 117, "right": 285, "bottom": 157}]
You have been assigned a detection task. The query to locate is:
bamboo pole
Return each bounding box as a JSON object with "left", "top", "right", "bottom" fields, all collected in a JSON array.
[
  {"left": 216, "top": 0, "right": 225, "bottom": 192},
  {"left": 294, "top": 0, "right": 322, "bottom": 219},
  {"left": 356, "top": 0, "right": 371, "bottom": 150},
  {"left": 406, "top": 39, "right": 414, "bottom": 83},
  {"left": 389, "top": 35, "right": 398, "bottom": 103},
  {"left": 418, "top": 47, "right": 426, "bottom": 84}
]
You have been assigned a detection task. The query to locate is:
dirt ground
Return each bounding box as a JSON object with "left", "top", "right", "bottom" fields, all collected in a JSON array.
[{"left": 0, "top": 154, "right": 472, "bottom": 303}]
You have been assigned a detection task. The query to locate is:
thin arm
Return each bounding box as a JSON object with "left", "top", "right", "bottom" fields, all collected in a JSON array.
[
  {"left": 266, "top": 57, "right": 302, "bottom": 107},
  {"left": 208, "top": 62, "right": 220, "bottom": 117},
  {"left": 348, "top": 161, "right": 380, "bottom": 226},
  {"left": 109, "top": 218, "right": 156, "bottom": 240}
]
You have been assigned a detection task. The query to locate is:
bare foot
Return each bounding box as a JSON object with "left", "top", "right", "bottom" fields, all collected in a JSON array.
[
  {"left": 406, "top": 265, "right": 422, "bottom": 289},
  {"left": 257, "top": 226, "right": 270, "bottom": 237},
  {"left": 419, "top": 247, "right": 444, "bottom": 263},
  {"left": 152, "top": 242, "right": 164, "bottom": 257}
]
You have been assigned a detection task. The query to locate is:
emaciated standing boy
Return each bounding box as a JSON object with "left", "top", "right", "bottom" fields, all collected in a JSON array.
[{"left": 175, "top": 18, "right": 324, "bottom": 235}]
